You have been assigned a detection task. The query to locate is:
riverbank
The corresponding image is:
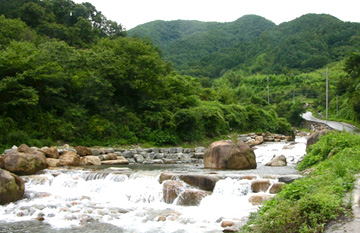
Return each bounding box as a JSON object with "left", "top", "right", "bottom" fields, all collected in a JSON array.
[{"left": 240, "top": 131, "right": 360, "bottom": 233}]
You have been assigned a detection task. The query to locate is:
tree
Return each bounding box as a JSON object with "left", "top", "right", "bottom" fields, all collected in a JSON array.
[{"left": 19, "top": 2, "right": 47, "bottom": 27}]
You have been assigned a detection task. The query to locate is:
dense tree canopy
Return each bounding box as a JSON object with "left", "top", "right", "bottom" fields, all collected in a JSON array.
[
  {"left": 0, "top": 14, "right": 292, "bottom": 151},
  {"left": 0, "top": 0, "right": 126, "bottom": 47},
  {"left": 129, "top": 14, "right": 360, "bottom": 78},
  {"left": 1, "top": 2, "right": 359, "bottom": 152}
]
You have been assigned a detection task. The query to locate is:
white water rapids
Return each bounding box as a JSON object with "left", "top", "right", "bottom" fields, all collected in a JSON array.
[{"left": 0, "top": 137, "right": 307, "bottom": 233}]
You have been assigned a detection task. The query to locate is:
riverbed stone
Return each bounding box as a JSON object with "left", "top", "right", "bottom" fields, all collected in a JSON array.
[
  {"left": 74, "top": 146, "right": 92, "bottom": 156},
  {"left": 101, "top": 156, "right": 129, "bottom": 165},
  {"left": 223, "top": 228, "right": 238, "bottom": 232},
  {"left": 90, "top": 149, "right": 100, "bottom": 156},
  {"left": 162, "top": 158, "right": 175, "bottom": 164},
  {"left": 162, "top": 180, "right": 185, "bottom": 204},
  {"left": 169, "top": 148, "right": 177, "bottom": 153},
  {"left": 103, "top": 153, "right": 118, "bottom": 160},
  {"left": 46, "top": 158, "right": 62, "bottom": 167},
  {"left": 146, "top": 153, "right": 155, "bottom": 160},
  {"left": 40, "top": 146, "right": 59, "bottom": 159},
  {"left": 240, "top": 175, "right": 257, "bottom": 180},
  {"left": 166, "top": 154, "right": 177, "bottom": 160},
  {"left": 248, "top": 194, "right": 273, "bottom": 205},
  {"left": 179, "top": 174, "right": 220, "bottom": 191},
  {"left": 127, "top": 158, "right": 136, "bottom": 164},
  {"left": 0, "top": 169, "right": 24, "bottom": 205},
  {"left": 176, "top": 189, "right": 208, "bottom": 206},
  {"left": 306, "top": 130, "right": 327, "bottom": 150},
  {"left": 59, "top": 151, "right": 80, "bottom": 166},
  {"left": 104, "top": 148, "right": 114, "bottom": 154},
  {"left": 160, "top": 172, "right": 221, "bottom": 191},
  {"left": 154, "top": 153, "right": 164, "bottom": 159},
  {"left": 0, "top": 156, "right": 4, "bottom": 169},
  {"left": 269, "top": 182, "right": 285, "bottom": 194},
  {"left": 160, "top": 148, "right": 169, "bottom": 153},
  {"left": 153, "top": 159, "right": 164, "bottom": 164},
  {"left": 265, "top": 155, "right": 287, "bottom": 167},
  {"left": 251, "top": 180, "right": 271, "bottom": 193},
  {"left": 159, "top": 173, "right": 177, "bottom": 183},
  {"left": 80, "top": 156, "right": 101, "bottom": 166},
  {"left": 204, "top": 140, "right": 257, "bottom": 170},
  {"left": 278, "top": 175, "right": 302, "bottom": 184},
  {"left": 194, "top": 153, "right": 204, "bottom": 158},
  {"left": 134, "top": 154, "right": 144, "bottom": 163},
  {"left": 221, "top": 221, "right": 235, "bottom": 228},
  {"left": 143, "top": 160, "right": 154, "bottom": 165},
  {"left": 3, "top": 145, "right": 47, "bottom": 175},
  {"left": 123, "top": 150, "right": 133, "bottom": 158},
  {"left": 195, "top": 147, "right": 206, "bottom": 153}
]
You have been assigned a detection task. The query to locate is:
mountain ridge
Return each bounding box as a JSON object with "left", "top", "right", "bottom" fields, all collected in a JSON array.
[{"left": 128, "top": 14, "right": 360, "bottom": 77}]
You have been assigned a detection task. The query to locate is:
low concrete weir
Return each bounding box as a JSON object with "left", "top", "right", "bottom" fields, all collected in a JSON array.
[{"left": 0, "top": 137, "right": 307, "bottom": 232}]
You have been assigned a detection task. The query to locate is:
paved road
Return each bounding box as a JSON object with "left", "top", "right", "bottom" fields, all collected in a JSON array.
[
  {"left": 302, "top": 112, "right": 360, "bottom": 134},
  {"left": 302, "top": 112, "right": 360, "bottom": 232}
]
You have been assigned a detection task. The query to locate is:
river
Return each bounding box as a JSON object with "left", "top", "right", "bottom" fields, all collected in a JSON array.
[{"left": 0, "top": 137, "right": 307, "bottom": 233}]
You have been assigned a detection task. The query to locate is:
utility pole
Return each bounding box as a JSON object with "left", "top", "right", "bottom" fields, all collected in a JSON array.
[
  {"left": 336, "top": 95, "right": 339, "bottom": 116},
  {"left": 267, "top": 76, "right": 270, "bottom": 103},
  {"left": 326, "top": 68, "right": 329, "bottom": 119}
]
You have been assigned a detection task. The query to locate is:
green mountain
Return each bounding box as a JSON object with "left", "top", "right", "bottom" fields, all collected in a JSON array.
[
  {"left": 0, "top": 1, "right": 295, "bottom": 151},
  {"left": 128, "top": 14, "right": 360, "bottom": 78}
]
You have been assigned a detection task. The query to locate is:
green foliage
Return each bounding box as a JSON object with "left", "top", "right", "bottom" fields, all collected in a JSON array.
[
  {"left": 129, "top": 14, "right": 360, "bottom": 78},
  {"left": 241, "top": 132, "right": 360, "bottom": 233},
  {"left": 298, "top": 131, "right": 360, "bottom": 170},
  {"left": 0, "top": 14, "right": 292, "bottom": 151},
  {"left": 0, "top": 0, "right": 126, "bottom": 47}
]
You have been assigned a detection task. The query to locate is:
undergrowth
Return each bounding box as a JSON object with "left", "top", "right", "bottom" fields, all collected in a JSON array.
[{"left": 239, "top": 131, "right": 360, "bottom": 233}]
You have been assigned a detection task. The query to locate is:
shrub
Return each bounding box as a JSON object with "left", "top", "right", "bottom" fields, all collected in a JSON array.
[{"left": 240, "top": 132, "right": 360, "bottom": 233}]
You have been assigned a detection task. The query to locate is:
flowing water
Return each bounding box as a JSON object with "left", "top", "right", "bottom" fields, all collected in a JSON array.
[{"left": 0, "top": 137, "right": 307, "bottom": 233}]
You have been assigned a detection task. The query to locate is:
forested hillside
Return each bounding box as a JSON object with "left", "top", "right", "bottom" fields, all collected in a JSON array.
[
  {"left": 0, "top": 0, "right": 294, "bottom": 152},
  {"left": 129, "top": 14, "right": 360, "bottom": 78}
]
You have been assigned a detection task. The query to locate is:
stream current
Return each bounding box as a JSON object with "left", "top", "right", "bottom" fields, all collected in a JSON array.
[{"left": 0, "top": 137, "right": 307, "bottom": 233}]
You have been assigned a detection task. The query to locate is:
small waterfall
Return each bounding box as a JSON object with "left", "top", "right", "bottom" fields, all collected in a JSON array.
[
  {"left": 212, "top": 178, "right": 251, "bottom": 196},
  {"left": 0, "top": 137, "right": 307, "bottom": 232},
  {"left": 81, "top": 172, "right": 110, "bottom": 181}
]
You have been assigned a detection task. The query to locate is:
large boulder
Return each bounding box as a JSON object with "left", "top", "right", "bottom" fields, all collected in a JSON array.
[
  {"left": 265, "top": 155, "right": 287, "bottom": 167},
  {"left": 80, "top": 156, "right": 101, "bottom": 166},
  {"left": 306, "top": 130, "right": 327, "bottom": 150},
  {"left": 162, "top": 180, "right": 185, "bottom": 204},
  {"left": 176, "top": 189, "right": 208, "bottom": 206},
  {"left": 0, "top": 169, "right": 24, "bottom": 205},
  {"left": 3, "top": 144, "right": 47, "bottom": 175},
  {"left": 59, "top": 151, "right": 80, "bottom": 166},
  {"left": 40, "top": 146, "right": 59, "bottom": 159},
  {"left": 46, "top": 158, "right": 62, "bottom": 167},
  {"left": 0, "top": 156, "right": 4, "bottom": 169},
  {"left": 74, "top": 146, "right": 92, "bottom": 156},
  {"left": 204, "top": 140, "right": 257, "bottom": 170}
]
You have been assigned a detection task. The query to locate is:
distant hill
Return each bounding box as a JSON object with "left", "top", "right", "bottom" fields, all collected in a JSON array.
[{"left": 128, "top": 14, "right": 360, "bottom": 77}]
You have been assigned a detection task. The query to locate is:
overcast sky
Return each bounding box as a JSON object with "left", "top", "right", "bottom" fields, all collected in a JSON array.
[{"left": 72, "top": 0, "right": 360, "bottom": 30}]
